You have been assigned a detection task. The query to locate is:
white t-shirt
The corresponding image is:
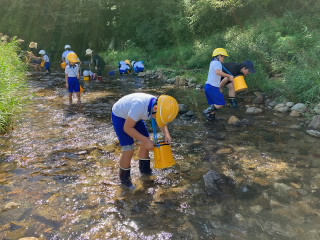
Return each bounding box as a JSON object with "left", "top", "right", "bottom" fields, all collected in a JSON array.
[
  {"left": 65, "top": 64, "right": 80, "bottom": 77},
  {"left": 43, "top": 54, "right": 50, "bottom": 63},
  {"left": 134, "top": 61, "right": 144, "bottom": 68},
  {"left": 205, "top": 60, "right": 222, "bottom": 87},
  {"left": 112, "top": 93, "right": 156, "bottom": 121},
  {"left": 119, "top": 64, "right": 130, "bottom": 71},
  {"left": 62, "top": 50, "right": 74, "bottom": 63}
]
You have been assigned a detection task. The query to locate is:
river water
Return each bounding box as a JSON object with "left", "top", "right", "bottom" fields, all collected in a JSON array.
[{"left": 0, "top": 72, "right": 319, "bottom": 240}]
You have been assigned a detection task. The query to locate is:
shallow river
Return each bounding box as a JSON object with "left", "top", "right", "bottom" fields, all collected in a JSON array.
[{"left": 0, "top": 72, "right": 319, "bottom": 240}]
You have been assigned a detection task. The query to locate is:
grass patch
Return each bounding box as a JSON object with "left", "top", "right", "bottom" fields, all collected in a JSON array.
[{"left": 0, "top": 38, "right": 27, "bottom": 132}]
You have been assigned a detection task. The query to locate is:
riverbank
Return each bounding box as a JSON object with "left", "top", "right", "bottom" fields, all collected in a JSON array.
[{"left": 0, "top": 39, "right": 26, "bottom": 133}]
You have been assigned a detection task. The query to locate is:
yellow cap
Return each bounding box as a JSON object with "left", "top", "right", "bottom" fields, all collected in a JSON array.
[
  {"left": 67, "top": 52, "right": 79, "bottom": 63},
  {"left": 125, "top": 59, "right": 131, "bottom": 66},
  {"left": 156, "top": 95, "right": 179, "bottom": 127},
  {"left": 212, "top": 48, "right": 229, "bottom": 57}
]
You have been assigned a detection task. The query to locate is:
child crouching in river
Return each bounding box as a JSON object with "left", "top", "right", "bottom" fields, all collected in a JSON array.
[{"left": 65, "top": 53, "right": 81, "bottom": 104}]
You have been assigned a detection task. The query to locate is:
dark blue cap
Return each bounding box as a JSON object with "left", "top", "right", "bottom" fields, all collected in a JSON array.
[{"left": 242, "top": 61, "right": 256, "bottom": 73}]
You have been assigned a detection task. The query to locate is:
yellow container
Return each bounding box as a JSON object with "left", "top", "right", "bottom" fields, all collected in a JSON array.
[
  {"left": 41, "top": 61, "right": 45, "bottom": 67},
  {"left": 61, "top": 62, "right": 67, "bottom": 69},
  {"left": 84, "top": 76, "right": 90, "bottom": 81},
  {"left": 154, "top": 141, "right": 176, "bottom": 169},
  {"left": 80, "top": 85, "right": 84, "bottom": 93},
  {"left": 234, "top": 75, "right": 248, "bottom": 92}
]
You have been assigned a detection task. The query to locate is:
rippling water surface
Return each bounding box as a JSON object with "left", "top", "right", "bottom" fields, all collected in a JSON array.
[{"left": 0, "top": 72, "right": 319, "bottom": 240}]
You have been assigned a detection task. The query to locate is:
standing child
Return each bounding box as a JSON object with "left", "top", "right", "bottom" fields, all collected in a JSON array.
[
  {"left": 65, "top": 52, "right": 81, "bottom": 104},
  {"left": 85, "top": 49, "right": 106, "bottom": 81},
  {"left": 112, "top": 93, "right": 179, "bottom": 189},
  {"left": 39, "top": 50, "right": 51, "bottom": 74},
  {"left": 203, "top": 48, "right": 233, "bottom": 121}
]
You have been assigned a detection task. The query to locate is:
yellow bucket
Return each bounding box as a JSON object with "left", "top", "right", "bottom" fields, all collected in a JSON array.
[
  {"left": 154, "top": 141, "right": 176, "bottom": 169},
  {"left": 41, "top": 61, "right": 45, "bottom": 67},
  {"left": 84, "top": 76, "right": 90, "bottom": 81},
  {"left": 61, "top": 62, "right": 67, "bottom": 69},
  {"left": 80, "top": 86, "right": 84, "bottom": 93},
  {"left": 234, "top": 75, "right": 248, "bottom": 92}
]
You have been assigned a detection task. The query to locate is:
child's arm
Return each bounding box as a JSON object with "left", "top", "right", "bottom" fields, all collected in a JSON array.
[
  {"left": 65, "top": 74, "right": 68, "bottom": 88},
  {"left": 216, "top": 69, "right": 233, "bottom": 81},
  {"left": 159, "top": 125, "right": 172, "bottom": 144},
  {"left": 124, "top": 117, "right": 154, "bottom": 150}
]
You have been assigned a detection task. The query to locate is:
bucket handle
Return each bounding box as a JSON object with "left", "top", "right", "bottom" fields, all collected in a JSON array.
[
  {"left": 222, "top": 65, "right": 243, "bottom": 79},
  {"left": 151, "top": 118, "right": 158, "bottom": 144}
]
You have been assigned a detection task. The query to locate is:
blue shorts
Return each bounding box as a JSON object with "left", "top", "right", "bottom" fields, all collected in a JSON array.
[
  {"left": 134, "top": 66, "right": 144, "bottom": 73},
  {"left": 204, "top": 84, "right": 226, "bottom": 106},
  {"left": 45, "top": 62, "right": 51, "bottom": 70},
  {"left": 119, "top": 69, "right": 130, "bottom": 75},
  {"left": 112, "top": 112, "right": 149, "bottom": 146},
  {"left": 68, "top": 77, "right": 80, "bottom": 93}
]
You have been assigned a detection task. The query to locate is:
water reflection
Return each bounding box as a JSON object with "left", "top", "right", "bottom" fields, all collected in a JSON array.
[{"left": 0, "top": 71, "right": 319, "bottom": 239}]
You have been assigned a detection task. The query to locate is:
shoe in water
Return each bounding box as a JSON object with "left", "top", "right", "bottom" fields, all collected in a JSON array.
[{"left": 203, "top": 110, "right": 215, "bottom": 121}]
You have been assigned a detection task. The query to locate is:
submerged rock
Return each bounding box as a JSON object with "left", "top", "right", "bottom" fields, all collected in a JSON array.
[{"left": 306, "top": 129, "right": 320, "bottom": 138}]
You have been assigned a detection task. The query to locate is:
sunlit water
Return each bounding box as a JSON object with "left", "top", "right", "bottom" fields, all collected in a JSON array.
[{"left": 0, "top": 72, "right": 319, "bottom": 240}]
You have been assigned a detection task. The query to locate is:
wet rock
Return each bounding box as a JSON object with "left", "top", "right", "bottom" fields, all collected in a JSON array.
[
  {"left": 290, "top": 110, "right": 301, "bottom": 117},
  {"left": 3, "top": 202, "right": 20, "bottom": 211},
  {"left": 178, "top": 104, "right": 189, "bottom": 114},
  {"left": 53, "top": 175, "right": 79, "bottom": 183},
  {"left": 75, "top": 150, "right": 88, "bottom": 155},
  {"left": 237, "top": 118, "right": 252, "bottom": 126},
  {"left": 175, "top": 76, "right": 186, "bottom": 86},
  {"left": 237, "top": 184, "right": 257, "bottom": 199},
  {"left": 308, "top": 115, "right": 320, "bottom": 130},
  {"left": 253, "top": 91, "right": 264, "bottom": 104},
  {"left": 203, "top": 170, "right": 223, "bottom": 195},
  {"left": 216, "top": 146, "right": 234, "bottom": 154},
  {"left": 250, "top": 205, "right": 263, "bottom": 214},
  {"left": 179, "top": 162, "right": 191, "bottom": 172},
  {"left": 185, "top": 111, "right": 194, "bottom": 116},
  {"left": 245, "top": 107, "right": 263, "bottom": 114},
  {"left": 286, "top": 102, "right": 295, "bottom": 107},
  {"left": 274, "top": 182, "right": 292, "bottom": 196},
  {"left": 228, "top": 116, "right": 240, "bottom": 125},
  {"left": 306, "top": 129, "right": 320, "bottom": 138},
  {"left": 275, "top": 105, "right": 290, "bottom": 113},
  {"left": 268, "top": 101, "right": 277, "bottom": 107},
  {"left": 137, "top": 72, "right": 146, "bottom": 77},
  {"left": 166, "top": 78, "right": 175, "bottom": 84},
  {"left": 291, "top": 103, "right": 307, "bottom": 113},
  {"left": 252, "top": 177, "right": 270, "bottom": 187}
]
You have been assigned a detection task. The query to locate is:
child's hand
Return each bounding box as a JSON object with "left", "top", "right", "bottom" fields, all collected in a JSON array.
[
  {"left": 164, "top": 135, "right": 172, "bottom": 144},
  {"left": 65, "top": 83, "right": 68, "bottom": 88}
]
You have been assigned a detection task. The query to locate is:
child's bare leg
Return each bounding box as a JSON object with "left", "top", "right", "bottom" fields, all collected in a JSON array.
[
  {"left": 227, "top": 83, "right": 236, "bottom": 97},
  {"left": 120, "top": 150, "right": 134, "bottom": 169},
  {"left": 220, "top": 77, "right": 229, "bottom": 92},
  {"left": 76, "top": 92, "right": 81, "bottom": 103},
  {"left": 69, "top": 92, "right": 73, "bottom": 104}
]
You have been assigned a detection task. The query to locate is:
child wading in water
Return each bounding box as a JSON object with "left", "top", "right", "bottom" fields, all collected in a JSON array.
[
  {"left": 65, "top": 52, "right": 81, "bottom": 104},
  {"left": 203, "top": 48, "right": 233, "bottom": 121},
  {"left": 112, "top": 93, "right": 179, "bottom": 189},
  {"left": 39, "top": 50, "right": 51, "bottom": 74}
]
